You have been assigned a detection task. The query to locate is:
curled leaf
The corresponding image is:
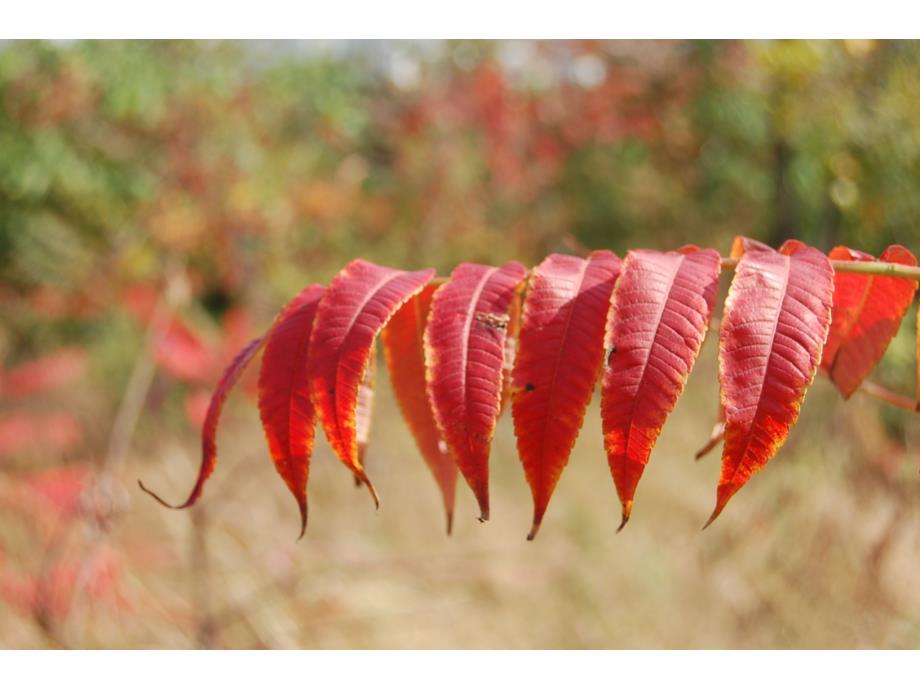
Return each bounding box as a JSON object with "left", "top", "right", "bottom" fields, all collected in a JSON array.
[
  {"left": 425, "top": 260, "right": 528, "bottom": 521},
  {"left": 822, "top": 245, "right": 918, "bottom": 399},
  {"left": 602, "top": 247, "right": 721, "bottom": 529},
  {"left": 308, "top": 259, "right": 435, "bottom": 505},
  {"left": 382, "top": 282, "right": 458, "bottom": 533},
  {"left": 511, "top": 251, "right": 621, "bottom": 539},
  {"left": 140, "top": 336, "right": 264, "bottom": 508},
  {"left": 708, "top": 239, "right": 833, "bottom": 526},
  {"left": 257, "top": 284, "right": 325, "bottom": 539}
]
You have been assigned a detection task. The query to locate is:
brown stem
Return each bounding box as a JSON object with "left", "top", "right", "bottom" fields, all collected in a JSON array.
[
  {"left": 858, "top": 379, "right": 918, "bottom": 412},
  {"left": 720, "top": 256, "right": 920, "bottom": 281}
]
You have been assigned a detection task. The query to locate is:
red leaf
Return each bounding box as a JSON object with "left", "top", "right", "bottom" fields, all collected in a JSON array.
[
  {"left": 425, "top": 260, "right": 528, "bottom": 521},
  {"left": 153, "top": 317, "right": 213, "bottom": 385},
  {"left": 1, "top": 347, "right": 87, "bottom": 401},
  {"left": 308, "top": 259, "right": 435, "bottom": 504},
  {"left": 707, "top": 239, "right": 833, "bottom": 526},
  {"left": 511, "top": 251, "right": 621, "bottom": 539},
  {"left": 0, "top": 412, "right": 83, "bottom": 458},
  {"left": 257, "top": 284, "right": 325, "bottom": 538},
  {"left": 382, "top": 282, "right": 458, "bottom": 534},
  {"left": 821, "top": 245, "right": 918, "bottom": 398},
  {"left": 602, "top": 247, "right": 721, "bottom": 529},
  {"left": 140, "top": 336, "right": 264, "bottom": 508}
]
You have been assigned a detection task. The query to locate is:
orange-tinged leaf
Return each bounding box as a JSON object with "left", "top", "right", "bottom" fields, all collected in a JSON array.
[
  {"left": 731, "top": 236, "right": 773, "bottom": 258},
  {"left": 308, "top": 259, "right": 435, "bottom": 504},
  {"left": 707, "top": 239, "right": 833, "bottom": 526},
  {"left": 257, "top": 284, "right": 325, "bottom": 539},
  {"left": 425, "top": 260, "right": 528, "bottom": 521},
  {"left": 511, "top": 251, "right": 621, "bottom": 539},
  {"left": 601, "top": 248, "right": 721, "bottom": 529},
  {"left": 140, "top": 336, "right": 265, "bottom": 508},
  {"left": 821, "top": 245, "right": 918, "bottom": 399},
  {"left": 382, "top": 282, "right": 458, "bottom": 533}
]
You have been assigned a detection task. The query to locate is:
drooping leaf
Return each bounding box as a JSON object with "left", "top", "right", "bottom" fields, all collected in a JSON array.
[
  {"left": 511, "top": 250, "right": 621, "bottom": 539},
  {"left": 257, "top": 284, "right": 325, "bottom": 539},
  {"left": 601, "top": 247, "right": 721, "bottom": 529},
  {"left": 707, "top": 239, "right": 833, "bottom": 526},
  {"left": 307, "top": 259, "right": 435, "bottom": 504},
  {"left": 821, "top": 245, "right": 918, "bottom": 399},
  {"left": 382, "top": 282, "right": 458, "bottom": 533},
  {"left": 425, "top": 260, "right": 528, "bottom": 521},
  {"left": 140, "top": 336, "right": 265, "bottom": 508}
]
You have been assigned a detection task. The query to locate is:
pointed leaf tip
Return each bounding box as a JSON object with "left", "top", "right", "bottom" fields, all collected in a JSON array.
[
  {"left": 382, "top": 283, "right": 458, "bottom": 533},
  {"left": 512, "top": 251, "right": 621, "bottom": 538},
  {"left": 426, "top": 260, "right": 527, "bottom": 524},
  {"left": 143, "top": 336, "right": 264, "bottom": 511},
  {"left": 258, "top": 284, "right": 325, "bottom": 539},
  {"left": 602, "top": 248, "right": 721, "bottom": 523},
  {"left": 715, "top": 240, "right": 833, "bottom": 519},
  {"left": 308, "top": 259, "right": 435, "bottom": 501}
]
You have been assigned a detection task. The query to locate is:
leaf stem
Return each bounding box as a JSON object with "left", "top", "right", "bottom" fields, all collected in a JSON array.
[{"left": 720, "top": 256, "right": 920, "bottom": 281}]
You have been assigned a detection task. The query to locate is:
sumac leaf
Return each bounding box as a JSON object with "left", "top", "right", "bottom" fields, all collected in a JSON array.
[
  {"left": 821, "top": 245, "right": 918, "bottom": 399},
  {"left": 308, "top": 259, "right": 435, "bottom": 504},
  {"left": 511, "top": 251, "right": 621, "bottom": 539},
  {"left": 708, "top": 239, "right": 833, "bottom": 526},
  {"left": 257, "top": 284, "right": 325, "bottom": 538},
  {"left": 425, "top": 260, "right": 528, "bottom": 521},
  {"left": 382, "top": 282, "right": 458, "bottom": 533},
  {"left": 601, "top": 247, "right": 721, "bottom": 529},
  {"left": 140, "top": 336, "right": 264, "bottom": 508}
]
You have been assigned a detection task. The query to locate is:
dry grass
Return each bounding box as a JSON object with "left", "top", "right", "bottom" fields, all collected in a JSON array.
[{"left": 2, "top": 338, "right": 920, "bottom": 649}]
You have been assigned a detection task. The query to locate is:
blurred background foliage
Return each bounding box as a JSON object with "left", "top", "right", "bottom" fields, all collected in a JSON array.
[{"left": 1, "top": 40, "right": 920, "bottom": 649}]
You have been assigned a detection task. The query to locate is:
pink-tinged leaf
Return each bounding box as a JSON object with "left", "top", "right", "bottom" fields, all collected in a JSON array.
[
  {"left": 821, "top": 245, "right": 918, "bottom": 399},
  {"left": 511, "top": 251, "right": 621, "bottom": 539},
  {"left": 0, "top": 412, "right": 83, "bottom": 458},
  {"left": 153, "top": 317, "right": 214, "bottom": 385},
  {"left": 601, "top": 247, "right": 721, "bottom": 529},
  {"left": 0, "top": 348, "right": 87, "bottom": 401},
  {"left": 425, "top": 260, "right": 528, "bottom": 521},
  {"left": 140, "top": 336, "right": 264, "bottom": 508},
  {"left": 308, "top": 259, "right": 435, "bottom": 505},
  {"left": 257, "top": 284, "right": 325, "bottom": 538},
  {"left": 382, "top": 282, "right": 458, "bottom": 533},
  {"left": 708, "top": 239, "right": 833, "bottom": 526}
]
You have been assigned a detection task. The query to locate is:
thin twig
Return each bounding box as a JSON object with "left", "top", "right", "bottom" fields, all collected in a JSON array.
[
  {"left": 858, "top": 379, "right": 918, "bottom": 412},
  {"left": 720, "top": 256, "right": 920, "bottom": 281}
]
